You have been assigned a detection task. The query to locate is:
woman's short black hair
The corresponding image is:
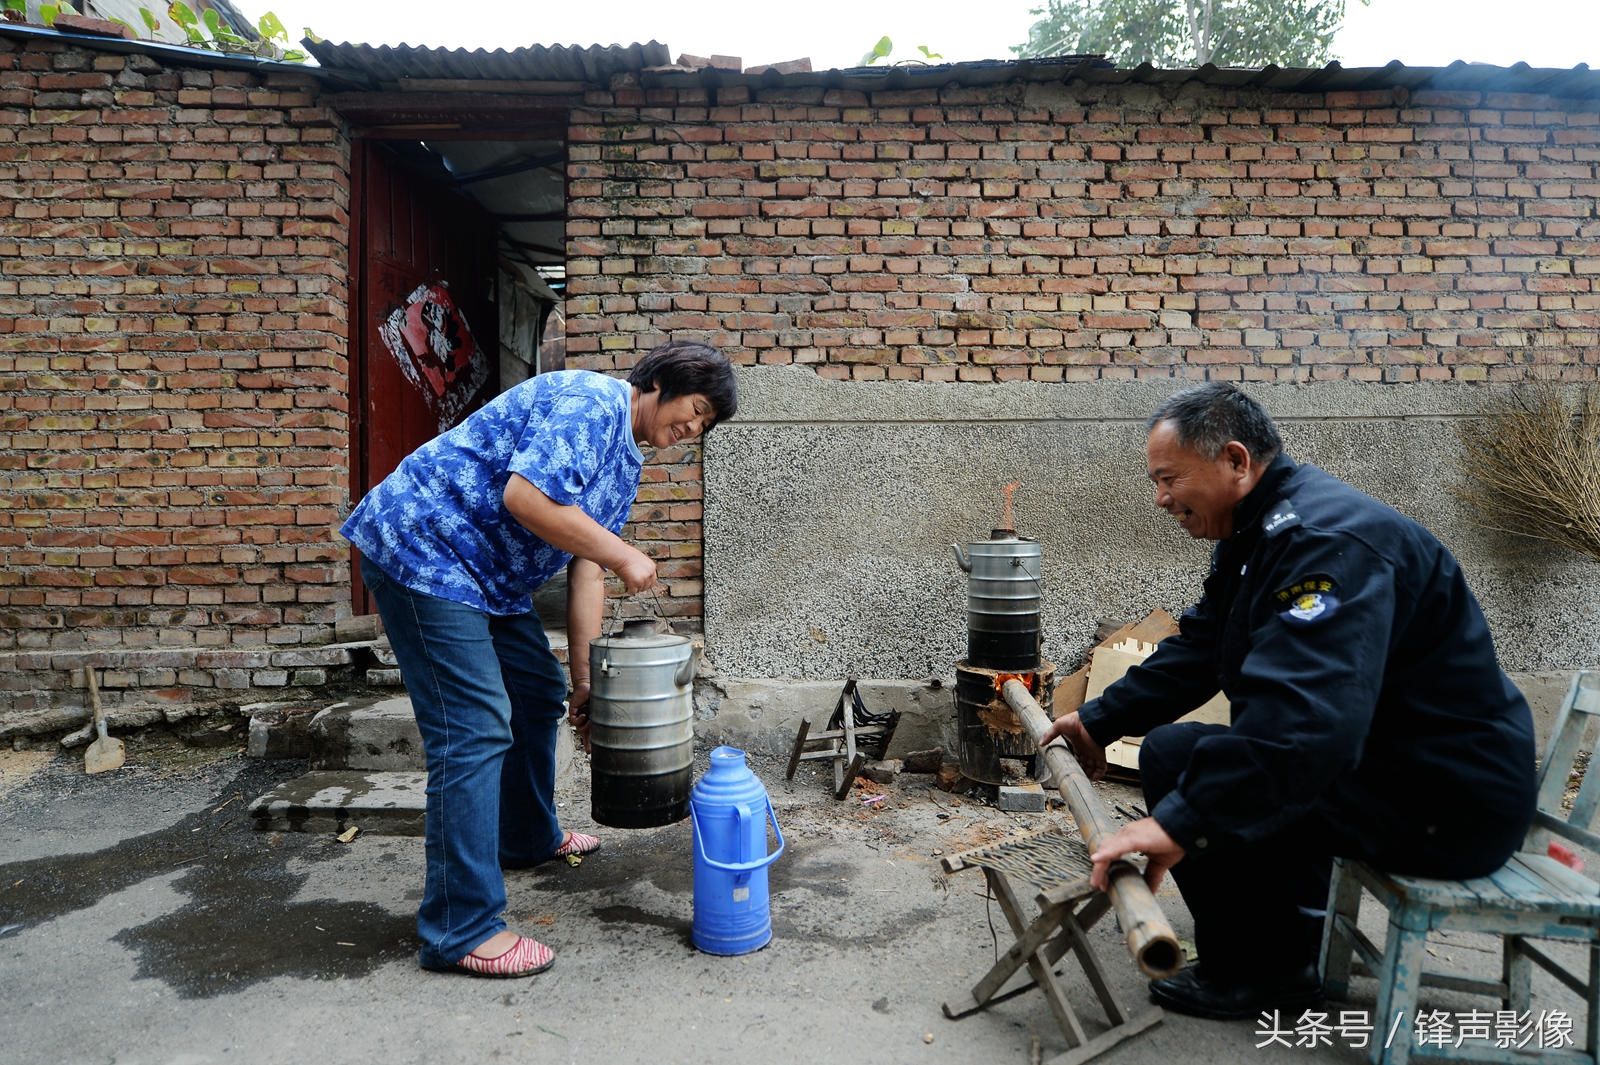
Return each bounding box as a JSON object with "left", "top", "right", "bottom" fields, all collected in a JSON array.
[
  {"left": 627, "top": 339, "right": 738, "bottom": 428},
  {"left": 1148, "top": 382, "right": 1282, "bottom": 463}
]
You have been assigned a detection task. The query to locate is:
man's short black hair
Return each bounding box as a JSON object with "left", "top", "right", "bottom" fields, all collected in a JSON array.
[
  {"left": 627, "top": 339, "right": 738, "bottom": 428},
  {"left": 1148, "top": 382, "right": 1282, "bottom": 463}
]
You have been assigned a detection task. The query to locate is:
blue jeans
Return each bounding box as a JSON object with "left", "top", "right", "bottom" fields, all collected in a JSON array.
[{"left": 360, "top": 556, "right": 568, "bottom": 969}]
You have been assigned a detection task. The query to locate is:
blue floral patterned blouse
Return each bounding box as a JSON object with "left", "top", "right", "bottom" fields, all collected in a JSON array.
[{"left": 341, "top": 370, "right": 644, "bottom": 615}]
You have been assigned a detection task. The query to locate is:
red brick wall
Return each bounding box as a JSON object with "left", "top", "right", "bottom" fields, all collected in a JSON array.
[
  {"left": 0, "top": 40, "right": 351, "bottom": 713},
  {"left": 566, "top": 75, "right": 1600, "bottom": 622}
]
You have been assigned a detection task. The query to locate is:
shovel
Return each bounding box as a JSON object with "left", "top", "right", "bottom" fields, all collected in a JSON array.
[{"left": 83, "top": 667, "right": 125, "bottom": 775}]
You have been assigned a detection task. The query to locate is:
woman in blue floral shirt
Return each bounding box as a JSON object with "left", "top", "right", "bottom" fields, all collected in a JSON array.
[{"left": 341, "top": 339, "right": 737, "bottom": 978}]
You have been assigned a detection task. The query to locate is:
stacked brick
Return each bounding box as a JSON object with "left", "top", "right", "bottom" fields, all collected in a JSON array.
[
  {"left": 566, "top": 78, "right": 1599, "bottom": 384},
  {"left": 0, "top": 39, "right": 351, "bottom": 714},
  {"left": 565, "top": 74, "right": 1600, "bottom": 624}
]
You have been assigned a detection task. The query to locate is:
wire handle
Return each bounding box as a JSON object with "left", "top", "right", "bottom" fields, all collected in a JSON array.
[{"left": 605, "top": 582, "right": 668, "bottom": 636}]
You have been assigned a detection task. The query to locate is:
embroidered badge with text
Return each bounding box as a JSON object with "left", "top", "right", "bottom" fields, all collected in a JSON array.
[
  {"left": 1273, "top": 574, "right": 1340, "bottom": 626},
  {"left": 1262, "top": 508, "right": 1301, "bottom": 536}
]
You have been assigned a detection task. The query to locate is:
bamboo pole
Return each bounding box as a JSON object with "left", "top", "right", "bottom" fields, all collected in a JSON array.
[{"left": 1003, "top": 679, "right": 1183, "bottom": 979}]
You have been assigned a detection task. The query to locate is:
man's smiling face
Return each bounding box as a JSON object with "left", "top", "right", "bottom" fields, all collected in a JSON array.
[{"left": 1145, "top": 419, "right": 1254, "bottom": 541}]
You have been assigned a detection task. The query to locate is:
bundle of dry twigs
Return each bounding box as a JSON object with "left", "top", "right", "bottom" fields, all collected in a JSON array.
[{"left": 1457, "top": 382, "right": 1600, "bottom": 562}]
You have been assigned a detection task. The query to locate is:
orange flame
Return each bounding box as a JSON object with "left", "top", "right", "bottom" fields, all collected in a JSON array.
[{"left": 999, "top": 480, "right": 1021, "bottom": 531}]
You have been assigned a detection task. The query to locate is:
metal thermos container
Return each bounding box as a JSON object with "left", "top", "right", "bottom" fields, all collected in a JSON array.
[
  {"left": 588, "top": 619, "right": 698, "bottom": 829},
  {"left": 951, "top": 530, "right": 1043, "bottom": 671}
]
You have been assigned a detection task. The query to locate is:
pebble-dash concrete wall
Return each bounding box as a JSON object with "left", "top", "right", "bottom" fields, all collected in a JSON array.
[{"left": 703, "top": 370, "right": 1599, "bottom": 682}]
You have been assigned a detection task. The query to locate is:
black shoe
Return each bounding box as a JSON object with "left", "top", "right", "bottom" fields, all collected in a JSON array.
[{"left": 1148, "top": 963, "right": 1323, "bottom": 1021}]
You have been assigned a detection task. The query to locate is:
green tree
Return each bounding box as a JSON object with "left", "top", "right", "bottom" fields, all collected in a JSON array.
[{"left": 1013, "top": 0, "right": 1355, "bottom": 67}]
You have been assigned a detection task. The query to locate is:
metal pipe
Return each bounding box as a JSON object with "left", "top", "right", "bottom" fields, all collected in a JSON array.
[{"left": 1002, "top": 679, "right": 1184, "bottom": 979}]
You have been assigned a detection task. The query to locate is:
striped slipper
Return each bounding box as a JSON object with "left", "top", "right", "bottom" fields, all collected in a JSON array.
[
  {"left": 454, "top": 936, "right": 554, "bottom": 979},
  {"left": 554, "top": 830, "right": 601, "bottom": 859}
]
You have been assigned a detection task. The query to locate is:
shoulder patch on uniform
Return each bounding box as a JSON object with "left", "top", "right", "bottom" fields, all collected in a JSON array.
[
  {"left": 1262, "top": 507, "right": 1302, "bottom": 537},
  {"left": 1273, "top": 573, "right": 1340, "bottom": 626}
]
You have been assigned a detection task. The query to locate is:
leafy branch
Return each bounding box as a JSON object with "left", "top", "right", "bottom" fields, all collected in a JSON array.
[
  {"left": 105, "top": 3, "right": 309, "bottom": 63},
  {"left": 2, "top": 1, "right": 81, "bottom": 27},
  {"left": 859, "top": 36, "right": 945, "bottom": 67}
]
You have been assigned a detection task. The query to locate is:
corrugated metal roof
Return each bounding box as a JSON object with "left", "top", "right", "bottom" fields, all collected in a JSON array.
[
  {"left": 303, "top": 39, "right": 672, "bottom": 86},
  {"left": 7, "top": 22, "right": 1595, "bottom": 100},
  {"left": 638, "top": 55, "right": 1600, "bottom": 99}
]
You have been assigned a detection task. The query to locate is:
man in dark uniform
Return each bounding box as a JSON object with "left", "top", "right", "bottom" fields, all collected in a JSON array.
[{"left": 1044, "top": 382, "right": 1537, "bottom": 1020}]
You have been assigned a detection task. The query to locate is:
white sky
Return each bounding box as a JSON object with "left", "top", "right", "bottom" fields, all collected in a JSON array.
[{"left": 255, "top": 0, "right": 1599, "bottom": 70}]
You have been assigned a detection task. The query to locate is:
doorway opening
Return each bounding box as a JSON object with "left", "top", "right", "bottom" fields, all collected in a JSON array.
[{"left": 348, "top": 134, "right": 568, "bottom": 612}]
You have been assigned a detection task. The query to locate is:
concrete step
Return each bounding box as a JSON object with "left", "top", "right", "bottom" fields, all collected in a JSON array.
[
  {"left": 310, "top": 695, "right": 425, "bottom": 771},
  {"left": 253, "top": 691, "right": 584, "bottom": 835},
  {"left": 248, "top": 770, "right": 426, "bottom": 835}
]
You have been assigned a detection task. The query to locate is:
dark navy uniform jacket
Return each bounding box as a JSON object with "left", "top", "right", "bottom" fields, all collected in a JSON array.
[{"left": 1079, "top": 454, "right": 1537, "bottom": 873}]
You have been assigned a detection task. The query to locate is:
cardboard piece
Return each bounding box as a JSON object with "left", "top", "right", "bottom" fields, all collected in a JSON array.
[
  {"left": 1051, "top": 609, "right": 1229, "bottom": 773},
  {"left": 1052, "top": 609, "right": 1180, "bottom": 716},
  {"left": 1088, "top": 637, "right": 1230, "bottom": 771}
]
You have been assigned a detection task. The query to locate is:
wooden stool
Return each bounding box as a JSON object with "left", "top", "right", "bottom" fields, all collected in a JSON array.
[
  {"left": 1321, "top": 671, "right": 1600, "bottom": 1065},
  {"left": 942, "top": 827, "right": 1163, "bottom": 1065},
  {"left": 785, "top": 679, "right": 900, "bottom": 799}
]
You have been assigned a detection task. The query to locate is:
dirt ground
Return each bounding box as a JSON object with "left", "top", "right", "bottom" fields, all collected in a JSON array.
[{"left": 0, "top": 736, "right": 1587, "bottom": 1065}]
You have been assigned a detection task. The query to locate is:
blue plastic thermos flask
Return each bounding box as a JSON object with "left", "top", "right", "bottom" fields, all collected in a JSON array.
[{"left": 689, "top": 746, "right": 785, "bottom": 955}]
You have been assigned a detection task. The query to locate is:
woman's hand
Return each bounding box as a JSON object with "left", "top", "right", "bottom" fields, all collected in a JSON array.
[
  {"left": 1040, "top": 710, "right": 1108, "bottom": 781},
  {"left": 567, "top": 682, "right": 592, "bottom": 753},
  {"left": 612, "top": 546, "right": 658, "bottom": 594}
]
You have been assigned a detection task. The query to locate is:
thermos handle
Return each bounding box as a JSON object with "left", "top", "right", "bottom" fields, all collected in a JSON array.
[
  {"left": 674, "top": 645, "right": 700, "bottom": 688},
  {"left": 691, "top": 797, "right": 786, "bottom": 873},
  {"left": 951, "top": 543, "right": 971, "bottom": 573}
]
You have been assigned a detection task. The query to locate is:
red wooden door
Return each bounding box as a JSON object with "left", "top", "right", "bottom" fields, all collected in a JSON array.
[{"left": 349, "top": 141, "right": 499, "bottom": 612}]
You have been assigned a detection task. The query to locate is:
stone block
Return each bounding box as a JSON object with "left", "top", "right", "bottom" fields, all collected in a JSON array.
[
  {"left": 247, "top": 706, "right": 317, "bottom": 759},
  {"left": 212, "top": 668, "right": 253, "bottom": 689},
  {"left": 861, "top": 758, "right": 902, "bottom": 783},
  {"left": 998, "top": 782, "right": 1047, "bottom": 813}
]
